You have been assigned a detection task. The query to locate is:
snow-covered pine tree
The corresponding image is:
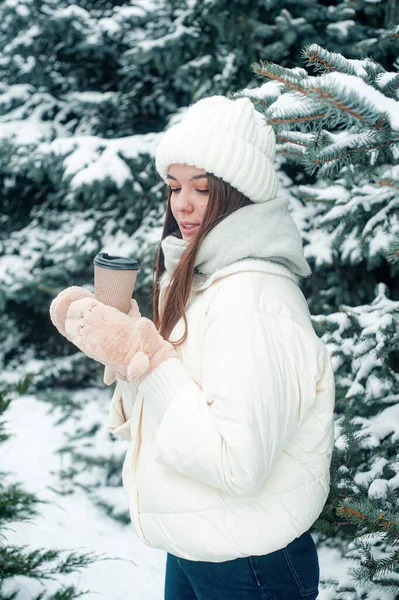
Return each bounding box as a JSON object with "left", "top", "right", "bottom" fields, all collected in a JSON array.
[
  {"left": 255, "top": 0, "right": 399, "bottom": 71},
  {"left": 2, "top": 0, "right": 399, "bottom": 576},
  {"left": 239, "top": 39, "right": 399, "bottom": 597},
  {"left": 1, "top": 0, "right": 398, "bottom": 385},
  {"left": 0, "top": 376, "right": 96, "bottom": 599}
]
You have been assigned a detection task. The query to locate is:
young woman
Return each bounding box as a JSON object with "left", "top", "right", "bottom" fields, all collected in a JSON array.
[{"left": 50, "top": 95, "right": 336, "bottom": 599}]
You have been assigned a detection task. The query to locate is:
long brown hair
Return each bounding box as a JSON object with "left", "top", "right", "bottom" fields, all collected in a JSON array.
[{"left": 152, "top": 172, "right": 253, "bottom": 347}]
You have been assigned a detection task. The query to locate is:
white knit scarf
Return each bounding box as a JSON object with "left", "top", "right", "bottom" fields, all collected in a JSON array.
[{"left": 161, "top": 196, "right": 312, "bottom": 281}]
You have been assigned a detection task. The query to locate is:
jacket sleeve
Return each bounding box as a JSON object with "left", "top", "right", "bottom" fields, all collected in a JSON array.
[
  {"left": 139, "top": 309, "right": 324, "bottom": 496},
  {"left": 108, "top": 378, "right": 138, "bottom": 442}
]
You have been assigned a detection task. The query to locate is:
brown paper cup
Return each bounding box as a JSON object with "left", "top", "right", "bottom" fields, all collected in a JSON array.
[{"left": 93, "top": 253, "right": 139, "bottom": 314}]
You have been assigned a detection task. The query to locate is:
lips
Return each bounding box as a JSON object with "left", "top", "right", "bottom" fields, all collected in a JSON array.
[{"left": 180, "top": 222, "right": 200, "bottom": 234}]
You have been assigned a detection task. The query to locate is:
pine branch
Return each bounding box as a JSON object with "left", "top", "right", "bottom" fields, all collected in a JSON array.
[
  {"left": 301, "top": 74, "right": 393, "bottom": 130},
  {"left": 0, "top": 546, "right": 97, "bottom": 580},
  {"left": 303, "top": 131, "right": 396, "bottom": 175},
  {"left": 268, "top": 94, "right": 326, "bottom": 125},
  {"left": 276, "top": 145, "right": 306, "bottom": 163},
  {"left": 386, "top": 233, "right": 399, "bottom": 266},
  {"left": 252, "top": 60, "right": 307, "bottom": 93},
  {"left": 377, "top": 177, "right": 399, "bottom": 189},
  {"left": 254, "top": 59, "right": 398, "bottom": 132},
  {"left": 302, "top": 43, "right": 359, "bottom": 75},
  {"left": 302, "top": 44, "right": 386, "bottom": 80},
  {"left": 0, "top": 482, "right": 41, "bottom": 524},
  {"left": 378, "top": 73, "right": 399, "bottom": 99}
]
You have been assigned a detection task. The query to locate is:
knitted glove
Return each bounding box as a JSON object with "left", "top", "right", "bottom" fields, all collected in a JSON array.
[
  {"left": 49, "top": 286, "right": 142, "bottom": 386},
  {"left": 64, "top": 296, "right": 178, "bottom": 387}
]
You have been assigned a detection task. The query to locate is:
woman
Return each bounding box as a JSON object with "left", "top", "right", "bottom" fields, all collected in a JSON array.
[{"left": 50, "top": 95, "right": 336, "bottom": 599}]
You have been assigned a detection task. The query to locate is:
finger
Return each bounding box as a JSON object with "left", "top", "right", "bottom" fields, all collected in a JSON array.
[
  {"left": 128, "top": 298, "right": 141, "bottom": 318},
  {"left": 137, "top": 318, "right": 159, "bottom": 355},
  {"left": 50, "top": 287, "right": 93, "bottom": 336},
  {"left": 65, "top": 296, "right": 101, "bottom": 321},
  {"left": 104, "top": 365, "right": 116, "bottom": 386}
]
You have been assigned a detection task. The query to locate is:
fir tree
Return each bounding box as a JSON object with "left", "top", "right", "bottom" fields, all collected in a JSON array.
[
  {"left": 1, "top": 0, "right": 398, "bottom": 381},
  {"left": 240, "top": 38, "right": 399, "bottom": 596},
  {"left": 2, "top": 3, "right": 399, "bottom": 594}
]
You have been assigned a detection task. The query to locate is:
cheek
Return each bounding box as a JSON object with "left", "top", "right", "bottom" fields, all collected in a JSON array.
[
  {"left": 170, "top": 198, "right": 178, "bottom": 217},
  {"left": 200, "top": 197, "right": 210, "bottom": 216}
]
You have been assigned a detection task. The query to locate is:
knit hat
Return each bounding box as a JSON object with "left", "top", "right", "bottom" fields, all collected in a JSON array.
[{"left": 155, "top": 95, "right": 278, "bottom": 203}]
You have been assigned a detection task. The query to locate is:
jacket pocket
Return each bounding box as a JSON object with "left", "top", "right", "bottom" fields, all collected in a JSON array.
[{"left": 282, "top": 531, "right": 319, "bottom": 597}]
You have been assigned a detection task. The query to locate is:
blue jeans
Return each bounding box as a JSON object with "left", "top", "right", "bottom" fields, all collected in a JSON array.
[{"left": 164, "top": 531, "right": 319, "bottom": 600}]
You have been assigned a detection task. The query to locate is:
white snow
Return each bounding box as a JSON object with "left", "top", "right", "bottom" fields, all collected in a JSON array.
[
  {"left": 70, "top": 147, "right": 133, "bottom": 189},
  {"left": 376, "top": 71, "right": 399, "bottom": 89},
  {"left": 361, "top": 403, "right": 399, "bottom": 447},
  {"left": 50, "top": 218, "right": 97, "bottom": 252},
  {"left": 66, "top": 91, "right": 118, "bottom": 104},
  {"left": 341, "top": 227, "right": 362, "bottom": 263},
  {"left": 304, "top": 72, "right": 399, "bottom": 130},
  {"left": 53, "top": 5, "right": 91, "bottom": 21},
  {"left": 0, "top": 393, "right": 166, "bottom": 600},
  {"left": 0, "top": 84, "right": 34, "bottom": 108},
  {"left": 304, "top": 228, "right": 334, "bottom": 266},
  {"left": 4, "top": 25, "right": 40, "bottom": 53},
  {"left": 241, "top": 81, "right": 282, "bottom": 99},
  {"left": 98, "top": 17, "right": 121, "bottom": 35},
  {"left": 327, "top": 20, "right": 355, "bottom": 39},
  {"left": 37, "top": 133, "right": 160, "bottom": 190},
  {"left": 0, "top": 118, "right": 56, "bottom": 145},
  {"left": 354, "top": 456, "right": 388, "bottom": 487}
]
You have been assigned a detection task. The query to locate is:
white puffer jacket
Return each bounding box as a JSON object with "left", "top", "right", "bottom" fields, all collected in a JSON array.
[
  {"left": 108, "top": 261, "right": 335, "bottom": 561},
  {"left": 108, "top": 199, "right": 335, "bottom": 562}
]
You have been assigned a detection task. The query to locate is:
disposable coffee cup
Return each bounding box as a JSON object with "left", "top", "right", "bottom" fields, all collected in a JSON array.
[{"left": 93, "top": 252, "right": 140, "bottom": 314}]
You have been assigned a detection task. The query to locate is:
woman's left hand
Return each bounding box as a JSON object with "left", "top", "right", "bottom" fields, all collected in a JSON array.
[
  {"left": 64, "top": 297, "right": 178, "bottom": 386},
  {"left": 49, "top": 286, "right": 94, "bottom": 339}
]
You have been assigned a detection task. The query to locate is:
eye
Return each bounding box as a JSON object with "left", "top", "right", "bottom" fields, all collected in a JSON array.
[
  {"left": 197, "top": 189, "right": 209, "bottom": 194},
  {"left": 170, "top": 187, "right": 180, "bottom": 193}
]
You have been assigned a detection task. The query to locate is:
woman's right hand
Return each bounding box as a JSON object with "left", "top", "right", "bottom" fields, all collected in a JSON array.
[{"left": 103, "top": 298, "right": 142, "bottom": 385}]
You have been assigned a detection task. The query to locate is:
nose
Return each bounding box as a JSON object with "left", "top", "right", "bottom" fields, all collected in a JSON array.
[{"left": 174, "top": 189, "right": 193, "bottom": 213}]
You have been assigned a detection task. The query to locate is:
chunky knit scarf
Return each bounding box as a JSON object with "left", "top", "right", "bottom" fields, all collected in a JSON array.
[{"left": 161, "top": 196, "right": 312, "bottom": 281}]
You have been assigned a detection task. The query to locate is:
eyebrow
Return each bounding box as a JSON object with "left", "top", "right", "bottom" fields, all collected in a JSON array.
[{"left": 167, "top": 173, "right": 208, "bottom": 181}]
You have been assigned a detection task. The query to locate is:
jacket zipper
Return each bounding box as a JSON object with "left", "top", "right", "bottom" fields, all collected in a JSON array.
[
  {"left": 136, "top": 489, "right": 149, "bottom": 543},
  {"left": 131, "top": 397, "right": 151, "bottom": 545}
]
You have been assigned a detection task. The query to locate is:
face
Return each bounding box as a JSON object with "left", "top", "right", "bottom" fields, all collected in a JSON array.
[{"left": 167, "top": 164, "right": 210, "bottom": 241}]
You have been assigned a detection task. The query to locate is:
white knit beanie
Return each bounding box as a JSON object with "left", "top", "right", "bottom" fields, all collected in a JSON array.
[{"left": 155, "top": 95, "right": 278, "bottom": 203}]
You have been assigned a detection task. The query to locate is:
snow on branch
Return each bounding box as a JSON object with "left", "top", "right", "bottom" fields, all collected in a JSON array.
[
  {"left": 302, "top": 43, "right": 384, "bottom": 78},
  {"left": 301, "top": 72, "right": 399, "bottom": 131}
]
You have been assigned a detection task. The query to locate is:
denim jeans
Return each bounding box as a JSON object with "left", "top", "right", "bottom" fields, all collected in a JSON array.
[{"left": 164, "top": 531, "right": 319, "bottom": 600}]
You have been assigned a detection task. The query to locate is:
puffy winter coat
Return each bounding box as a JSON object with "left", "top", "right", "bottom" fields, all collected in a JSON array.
[{"left": 108, "top": 258, "right": 335, "bottom": 562}]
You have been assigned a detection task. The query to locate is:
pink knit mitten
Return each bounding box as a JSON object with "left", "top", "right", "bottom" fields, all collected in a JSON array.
[
  {"left": 103, "top": 298, "right": 142, "bottom": 385},
  {"left": 64, "top": 297, "right": 178, "bottom": 387},
  {"left": 49, "top": 286, "right": 143, "bottom": 386},
  {"left": 49, "top": 286, "right": 94, "bottom": 340}
]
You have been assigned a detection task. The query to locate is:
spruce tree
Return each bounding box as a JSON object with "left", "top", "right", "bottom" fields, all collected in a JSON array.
[
  {"left": 1, "top": 0, "right": 397, "bottom": 381},
  {"left": 239, "top": 38, "right": 399, "bottom": 596},
  {"left": 1, "top": 3, "right": 399, "bottom": 594}
]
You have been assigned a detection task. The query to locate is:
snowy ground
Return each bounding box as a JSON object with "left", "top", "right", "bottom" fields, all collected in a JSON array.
[
  {"left": 1, "top": 393, "right": 166, "bottom": 599},
  {"left": 0, "top": 391, "right": 386, "bottom": 600}
]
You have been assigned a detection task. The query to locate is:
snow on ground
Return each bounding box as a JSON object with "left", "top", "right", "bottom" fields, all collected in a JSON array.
[{"left": 0, "top": 393, "right": 165, "bottom": 600}]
